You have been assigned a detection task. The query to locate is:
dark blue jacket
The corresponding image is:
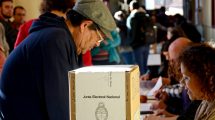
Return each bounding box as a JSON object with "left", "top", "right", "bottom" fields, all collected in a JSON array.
[{"left": 0, "top": 12, "right": 79, "bottom": 120}]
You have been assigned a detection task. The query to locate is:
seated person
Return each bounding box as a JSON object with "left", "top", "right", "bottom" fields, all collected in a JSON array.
[
  {"left": 146, "top": 42, "right": 215, "bottom": 120},
  {"left": 179, "top": 43, "right": 215, "bottom": 120},
  {"left": 145, "top": 38, "right": 201, "bottom": 120},
  {"left": 140, "top": 26, "right": 187, "bottom": 81}
]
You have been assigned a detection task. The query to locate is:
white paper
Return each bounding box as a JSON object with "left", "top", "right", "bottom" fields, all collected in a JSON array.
[
  {"left": 147, "top": 76, "right": 162, "bottom": 96},
  {"left": 147, "top": 54, "right": 161, "bottom": 66},
  {"left": 140, "top": 103, "right": 152, "bottom": 112}
]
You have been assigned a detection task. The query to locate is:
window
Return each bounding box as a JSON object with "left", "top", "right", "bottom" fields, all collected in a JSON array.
[{"left": 145, "top": 0, "right": 183, "bottom": 15}]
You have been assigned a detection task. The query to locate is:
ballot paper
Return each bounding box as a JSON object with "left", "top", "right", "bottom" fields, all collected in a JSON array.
[
  {"left": 147, "top": 54, "right": 161, "bottom": 66},
  {"left": 147, "top": 76, "right": 163, "bottom": 96},
  {"left": 140, "top": 103, "right": 152, "bottom": 112}
]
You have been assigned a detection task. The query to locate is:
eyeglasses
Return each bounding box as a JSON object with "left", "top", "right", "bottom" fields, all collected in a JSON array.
[{"left": 96, "top": 28, "right": 104, "bottom": 43}]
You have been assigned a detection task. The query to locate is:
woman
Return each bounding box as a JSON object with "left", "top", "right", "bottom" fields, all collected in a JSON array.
[{"left": 180, "top": 43, "right": 215, "bottom": 120}]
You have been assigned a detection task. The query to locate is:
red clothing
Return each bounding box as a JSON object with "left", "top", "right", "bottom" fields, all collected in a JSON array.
[
  {"left": 14, "top": 19, "right": 35, "bottom": 48},
  {"left": 82, "top": 50, "right": 92, "bottom": 66}
]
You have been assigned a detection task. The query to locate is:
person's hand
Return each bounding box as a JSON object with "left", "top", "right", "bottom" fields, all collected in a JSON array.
[
  {"left": 155, "top": 109, "right": 176, "bottom": 117},
  {"left": 162, "top": 77, "right": 171, "bottom": 85},
  {"left": 144, "top": 112, "right": 178, "bottom": 120},
  {"left": 151, "top": 77, "right": 159, "bottom": 84},
  {"left": 154, "top": 89, "right": 169, "bottom": 101},
  {"left": 140, "top": 73, "right": 150, "bottom": 80},
  {"left": 144, "top": 114, "right": 162, "bottom": 120},
  {"left": 151, "top": 100, "right": 167, "bottom": 110}
]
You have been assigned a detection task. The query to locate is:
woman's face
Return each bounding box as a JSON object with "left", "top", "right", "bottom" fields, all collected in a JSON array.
[{"left": 180, "top": 63, "right": 204, "bottom": 100}]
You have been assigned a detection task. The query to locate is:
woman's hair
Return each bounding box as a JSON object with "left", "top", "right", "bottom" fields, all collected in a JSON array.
[
  {"left": 169, "top": 26, "right": 186, "bottom": 41},
  {"left": 66, "top": 10, "right": 97, "bottom": 30},
  {"left": 40, "top": 0, "right": 75, "bottom": 13},
  {"left": 179, "top": 43, "right": 215, "bottom": 100},
  {"left": 162, "top": 26, "right": 187, "bottom": 52}
]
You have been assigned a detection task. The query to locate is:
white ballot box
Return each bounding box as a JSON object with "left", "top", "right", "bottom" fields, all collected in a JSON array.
[{"left": 68, "top": 65, "right": 140, "bottom": 120}]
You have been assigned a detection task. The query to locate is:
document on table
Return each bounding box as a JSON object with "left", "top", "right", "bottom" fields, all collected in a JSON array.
[
  {"left": 147, "top": 76, "right": 163, "bottom": 96},
  {"left": 147, "top": 54, "right": 161, "bottom": 66},
  {"left": 140, "top": 103, "right": 152, "bottom": 112},
  {"left": 140, "top": 103, "right": 154, "bottom": 115}
]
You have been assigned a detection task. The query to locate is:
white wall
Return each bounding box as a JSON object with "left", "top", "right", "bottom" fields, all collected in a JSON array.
[{"left": 14, "top": 0, "right": 42, "bottom": 21}]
